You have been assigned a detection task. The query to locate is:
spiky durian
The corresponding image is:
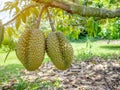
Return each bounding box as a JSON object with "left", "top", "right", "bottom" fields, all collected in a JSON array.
[
  {"left": 46, "top": 31, "right": 73, "bottom": 70},
  {"left": 16, "top": 29, "right": 45, "bottom": 71}
]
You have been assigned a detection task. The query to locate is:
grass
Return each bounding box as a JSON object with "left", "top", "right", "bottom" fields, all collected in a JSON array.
[
  {"left": 72, "top": 40, "right": 120, "bottom": 60},
  {"left": 0, "top": 40, "right": 120, "bottom": 88},
  {"left": 0, "top": 51, "right": 23, "bottom": 85}
]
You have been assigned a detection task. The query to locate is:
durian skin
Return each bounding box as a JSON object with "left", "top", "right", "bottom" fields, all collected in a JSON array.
[
  {"left": 46, "top": 31, "right": 73, "bottom": 70},
  {"left": 16, "top": 29, "right": 45, "bottom": 71}
]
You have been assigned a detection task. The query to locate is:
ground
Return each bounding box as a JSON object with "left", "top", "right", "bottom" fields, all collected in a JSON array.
[{"left": 0, "top": 40, "right": 120, "bottom": 90}]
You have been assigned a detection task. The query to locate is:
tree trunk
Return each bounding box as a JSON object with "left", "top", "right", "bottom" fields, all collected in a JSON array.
[{"left": 33, "top": 0, "right": 120, "bottom": 18}]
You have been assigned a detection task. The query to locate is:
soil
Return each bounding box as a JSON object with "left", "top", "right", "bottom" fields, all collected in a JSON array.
[{"left": 1, "top": 56, "right": 120, "bottom": 90}]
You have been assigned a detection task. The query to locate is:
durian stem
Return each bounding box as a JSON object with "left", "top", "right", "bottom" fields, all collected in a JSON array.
[
  {"left": 36, "top": 5, "right": 47, "bottom": 29},
  {"left": 46, "top": 8, "right": 55, "bottom": 32}
]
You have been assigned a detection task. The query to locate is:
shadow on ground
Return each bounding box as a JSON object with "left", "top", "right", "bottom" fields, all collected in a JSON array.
[{"left": 100, "top": 45, "right": 120, "bottom": 50}]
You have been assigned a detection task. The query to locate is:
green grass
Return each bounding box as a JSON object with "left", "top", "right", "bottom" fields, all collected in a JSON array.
[
  {"left": 0, "top": 51, "right": 23, "bottom": 85},
  {"left": 72, "top": 40, "right": 120, "bottom": 60},
  {"left": 0, "top": 40, "right": 120, "bottom": 88}
]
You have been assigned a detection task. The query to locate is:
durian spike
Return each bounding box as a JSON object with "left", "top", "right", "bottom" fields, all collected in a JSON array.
[{"left": 46, "top": 8, "right": 55, "bottom": 32}]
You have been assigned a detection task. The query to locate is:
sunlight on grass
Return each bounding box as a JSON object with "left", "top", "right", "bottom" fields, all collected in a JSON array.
[
  {"left": 0, "top": 51, "right": 21, "bottom": 65},
  {"left": 72, "top": 40, "right": 120, "bottom": 60}
]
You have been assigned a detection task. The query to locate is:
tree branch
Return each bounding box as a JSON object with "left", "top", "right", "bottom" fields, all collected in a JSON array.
[{"left": 33, "top": 0, "right": 120, "bottom": 18}]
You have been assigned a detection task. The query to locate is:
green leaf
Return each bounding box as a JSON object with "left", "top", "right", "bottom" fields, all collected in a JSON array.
[
  {"left": 16, "top": 17, "right": 21, "bottom": 30},
  {"left": 0, "top": 21, "right": 4, "bottom": 46},
  {"left": 6, "top": 27, "right": 15, "bottom": 38},
  {"left": 15, "top": 7, "right": 20, "bottom": 13},
  {"left": 31, "top": 7, "right": 39, "bottom": 17},
  {"left": 25, "top": 10, "right": 30, "bottom": 17},
  {"left": 21, "top": 13, "right": 26, "bottom": 23}
]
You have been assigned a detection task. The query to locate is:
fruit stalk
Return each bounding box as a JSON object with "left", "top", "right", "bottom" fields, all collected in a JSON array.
[
  {"left": 36, "top": 5, "right": 47, "bottom": 29},
  {"left": 46, "top": 8, "right": 55, "bottom": 32}
]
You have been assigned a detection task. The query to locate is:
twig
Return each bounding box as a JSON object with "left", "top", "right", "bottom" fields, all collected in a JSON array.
[
  {"left": 36, "top": 5, "right": 47, "bottom": 29},
  {"left": 4, "top": 49, "right": 11, "bottom": 63},
  {"left": 46, "top": 8, "right": 55, "bottom": 32},
  {"left": 2, "top": 4, "right": 37, "bottom": 26}
]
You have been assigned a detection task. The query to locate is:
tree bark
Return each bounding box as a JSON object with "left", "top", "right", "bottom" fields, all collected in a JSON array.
[{"left": 33, "top": 0, "right": 120, "bottom": 18}]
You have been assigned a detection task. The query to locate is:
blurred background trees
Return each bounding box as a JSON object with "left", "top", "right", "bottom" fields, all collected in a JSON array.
[{"left": 0, "top": 0, "right": 120, "bottom": 51}]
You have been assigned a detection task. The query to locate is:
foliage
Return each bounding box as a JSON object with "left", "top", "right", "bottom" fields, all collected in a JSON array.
[
  {"left": 98, "top": 18, "right": 120, "bottom": 39},
  {"left": 0, "top": 0, "right": 119, "bottom": 44},
  {"left": 0, "top": 20, "right": 4, "bottom": 46}
]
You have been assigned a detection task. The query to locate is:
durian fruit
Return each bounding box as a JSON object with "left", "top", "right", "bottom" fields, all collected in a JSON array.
[
  {"left": 46, "top": 31, "right": 73, "bottom": 70},
  {"left": 16, "top": 29, "right": 45, "bottom": 71}
]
